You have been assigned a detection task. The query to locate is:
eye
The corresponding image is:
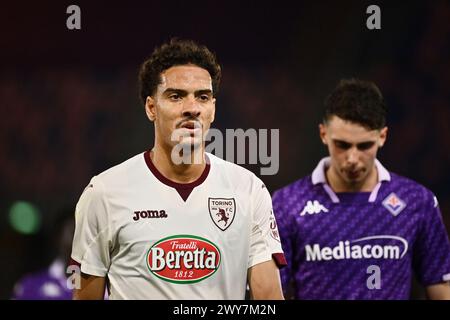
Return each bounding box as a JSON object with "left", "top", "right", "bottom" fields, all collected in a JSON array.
[
  {"left": 357, "top": 142, "right": 375, "bottom": 150},
  {"left": 198, "top": 94, "right": 211, "bottom": 102},
  {"left": 168, "top": 93, "right": 182, "bottom": 101},
  {"left": 334, "top": 141, "right": 351, "bottom": 150}
]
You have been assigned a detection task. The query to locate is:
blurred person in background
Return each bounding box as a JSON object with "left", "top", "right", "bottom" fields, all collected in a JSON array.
[
  {"left": 273, "top": 79, "right": 450, "bottom": 300},
  {"left": 11, "top": 208, "right": 74, "bottom": 300}
]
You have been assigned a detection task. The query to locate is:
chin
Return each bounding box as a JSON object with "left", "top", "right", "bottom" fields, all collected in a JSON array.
[
  {"left": 347, "top": 175, "right": 368, "bottom": 185},
  {"left": 178, "top": 139, "right": 203, "bottom": 150},
  {"left": 170, "top": 140, "right": 203, "bottom": 165}
]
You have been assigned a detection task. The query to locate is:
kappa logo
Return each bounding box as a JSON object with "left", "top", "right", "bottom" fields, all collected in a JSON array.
[
  {"left": 300, "top": 200, "right": 329, "bottom": 216},
  {"left": 208, "top": 198, "right": 236, "bottom": 231},
  {"left": 382, "top": 193, "right": 406, "bottom": 216}
]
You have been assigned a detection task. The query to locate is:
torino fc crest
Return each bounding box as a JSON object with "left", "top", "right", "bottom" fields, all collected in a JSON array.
[{"left": 208, "top": 198, "right": 236, "bottom": 231}]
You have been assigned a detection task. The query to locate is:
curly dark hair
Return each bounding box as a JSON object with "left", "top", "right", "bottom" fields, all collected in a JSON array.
[
  {"left": 138, "top": 38, "right": 222, "bottom": 105},
  {"left": 324, "top": 78, "right": 387, "bottom": 130}
]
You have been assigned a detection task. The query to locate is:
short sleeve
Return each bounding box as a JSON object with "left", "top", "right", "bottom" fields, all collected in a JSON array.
[
  {"left": 71, "top": 177, "right": 112, "bottom": 277},
  {"left": 248, "top": 179, "right": 287, "bottom": 269},
  {"left": 413, "top": 191, "right": 450, "bottom": 286}
]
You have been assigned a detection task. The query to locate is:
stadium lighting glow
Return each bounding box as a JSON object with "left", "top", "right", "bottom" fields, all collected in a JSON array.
[{"left": 8, "top": 201, "right": 41, "bottom": 235}]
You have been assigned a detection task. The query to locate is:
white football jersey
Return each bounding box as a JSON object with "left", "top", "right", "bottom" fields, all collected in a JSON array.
[{"left": 71, "top": 151, "right": 285, "bottom": 300}]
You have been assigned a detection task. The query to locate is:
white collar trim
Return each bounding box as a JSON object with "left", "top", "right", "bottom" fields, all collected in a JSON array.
[{"left": 311, "top": 157, "right": 390, "bottom": 203}]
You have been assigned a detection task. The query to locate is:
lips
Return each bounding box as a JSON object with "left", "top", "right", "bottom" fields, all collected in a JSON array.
[
  {"left": 345, "top": 169, "right": 362, "bottom": 179},
  {"left": 179, "top": 121, "right": 201, "bottom": 130},
  {"left": 347, "top": 171, "right": 359, "bottom": 178},
  {"left": 182, "top": 122, "right": 195, "bottom": 129}
]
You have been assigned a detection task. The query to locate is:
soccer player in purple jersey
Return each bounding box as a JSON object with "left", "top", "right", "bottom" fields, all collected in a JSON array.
[{"left": 273, "top": 79, "right": 450, "bottom": 300}]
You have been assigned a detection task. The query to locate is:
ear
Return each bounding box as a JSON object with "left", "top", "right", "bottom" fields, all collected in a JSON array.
[
  {"left": 210, "top": 98, "right": 216, "bottom": 124},
  {"left": 145, "top": 96, "right": 156, "bottom": 122},
  {"left": 378, "top": 126, "right": 388, "bottom": 147},
  {"left": 319, "top": 123, "right": 328, "bottom": 145}
]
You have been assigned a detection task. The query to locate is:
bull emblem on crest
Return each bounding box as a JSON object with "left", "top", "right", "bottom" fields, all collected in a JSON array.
[{"left": 208, "top": 198, "right": 236, "bottom": 231}]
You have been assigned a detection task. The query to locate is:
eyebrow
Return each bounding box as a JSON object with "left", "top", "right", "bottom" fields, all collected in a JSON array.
[
  {"left": 195, "top": 89, "right": 213, "bottom": 96},
  {"left": 332, "top": 139, "right": 376, "bottom": 149},
  {"left": 162, "top": 88, "right": 213, "bottom": 96}
]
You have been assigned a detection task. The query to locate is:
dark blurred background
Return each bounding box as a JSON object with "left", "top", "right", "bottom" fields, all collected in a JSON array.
[{"left": 1, "top": 0, "right": 449, "bottom": 299}]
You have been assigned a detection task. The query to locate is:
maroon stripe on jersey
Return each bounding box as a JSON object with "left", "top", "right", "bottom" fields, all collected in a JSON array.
[
  {"left": 144, "top": 150, "right": 210, "bottom": 201},
  {"left": 272, "top": 253, "right": 287, "bottom": 268},
  {"left": 69, "top": 258, "right": 81, "bottom": 268}
]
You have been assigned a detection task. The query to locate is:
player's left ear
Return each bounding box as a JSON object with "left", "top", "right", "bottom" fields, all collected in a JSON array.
[
  {"left": 145, "top": 96, "right": 156, "bottom": 122},
  {"left": 378, "top": 126, "right": 388, "bottom": 147},
  {"left": 210, "top": 97, "right": 216, "bottom": 124}
]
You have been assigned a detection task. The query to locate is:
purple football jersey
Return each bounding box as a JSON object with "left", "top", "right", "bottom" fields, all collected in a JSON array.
[
  {"left": 273, "top": 157, "right": 450, "bottom": 300},
  {"left": 12, "top": 259, "right": 72, "bottom": 300}
]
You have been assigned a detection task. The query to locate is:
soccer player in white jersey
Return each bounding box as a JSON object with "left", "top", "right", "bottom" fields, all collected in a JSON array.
[{"left": 70, "top": 39, "right": 286, "bottom": 300}]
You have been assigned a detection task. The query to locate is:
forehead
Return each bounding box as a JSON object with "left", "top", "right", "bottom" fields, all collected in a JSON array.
[
  {"left": 326, "top": 116, "right": 379, "bottom": 143},
  {"left": 159, "top": 65, "right": 212, "bottom": 92}
]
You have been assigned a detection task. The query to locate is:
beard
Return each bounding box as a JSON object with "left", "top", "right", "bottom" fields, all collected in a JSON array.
[{"left": 170, "top": 127, "right": 206, "bottom": 165}]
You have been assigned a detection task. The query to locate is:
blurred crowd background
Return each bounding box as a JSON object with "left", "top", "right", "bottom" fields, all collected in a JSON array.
[{"left": 1, "top": 1, "right": 449, "bottom": 299}]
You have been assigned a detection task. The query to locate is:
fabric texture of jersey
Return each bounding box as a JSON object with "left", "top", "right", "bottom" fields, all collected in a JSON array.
[
  {"left": 273, "top": 157, "right": 450, "bottom": 300},
  {"left": 71, "top": 151, "right": 285, "bottom": 299}
]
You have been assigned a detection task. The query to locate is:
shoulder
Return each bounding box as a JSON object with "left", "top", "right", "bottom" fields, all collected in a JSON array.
[
  {"left": 272, "top": 175, "right": 313, "bottom": 201},
  {"left": 272, "top": 175, "right": 312, "bottom": 217},
  {"left": 388, "top": 172, "right": 435, "bottom": 201},
  {"left": 78, "top": 153, "right": 146, "bottom": 204},
  {"left": 84, "top": 152, "right": 146, "bottom": 192},
  {"left": 386, "top": 172, "right": 437, "bottom": 209},
  {"left": 207, "top": 153, "right": 263, "bottom": 188},
  {"left": 96, "top": 152, "right": 145, "bottom": 183},
  {"left": 208, "top": 153, "right": 253, "bottom": 176},
  {"left": 271, "top": 176, "right": 315, "bottom": 219}
]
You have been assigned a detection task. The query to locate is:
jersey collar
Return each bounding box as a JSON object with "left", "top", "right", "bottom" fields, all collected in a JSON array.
[
  {"left": 144, "top": 150, "right": 210, "bottom": 201},
  {"left": 311, "top": 157, "right": 391, "bottom": 203}
]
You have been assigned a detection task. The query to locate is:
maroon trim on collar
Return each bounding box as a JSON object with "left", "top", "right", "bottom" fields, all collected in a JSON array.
[{"left": 144, "top": 150, "right": 210, "bottom": 201}]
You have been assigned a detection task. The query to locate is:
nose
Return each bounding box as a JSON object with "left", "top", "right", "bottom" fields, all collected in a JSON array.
[
  {"left": 182, "top": 95, "right": 201, "bottom": 118},
  {"left": 346, "top": 147, "right": 359, "bottom": 165}
]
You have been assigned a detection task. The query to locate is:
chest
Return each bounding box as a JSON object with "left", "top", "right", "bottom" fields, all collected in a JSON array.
[
  {"left": 108, "top": 182, "right": 252, "bottom": 252},
  {"left": 293, "top": 198, "right": 422, "bottom": 256}
]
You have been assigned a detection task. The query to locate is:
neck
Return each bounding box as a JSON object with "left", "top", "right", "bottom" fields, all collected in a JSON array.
[
  {"left": 326, "top": 165, "right": 378, "bottom": 193},
  {"left": 151, "top": 143, "right": 206, "bottom": 184}
]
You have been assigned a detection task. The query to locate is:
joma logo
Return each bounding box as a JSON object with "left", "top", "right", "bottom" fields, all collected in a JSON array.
[{"left": 133, "top": 210, "right": 168, "bottom": 221}]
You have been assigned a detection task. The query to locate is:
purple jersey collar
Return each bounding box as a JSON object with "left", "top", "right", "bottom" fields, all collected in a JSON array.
[{"left": 311, "top": 157, "right": 391, "bottom": 203}]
